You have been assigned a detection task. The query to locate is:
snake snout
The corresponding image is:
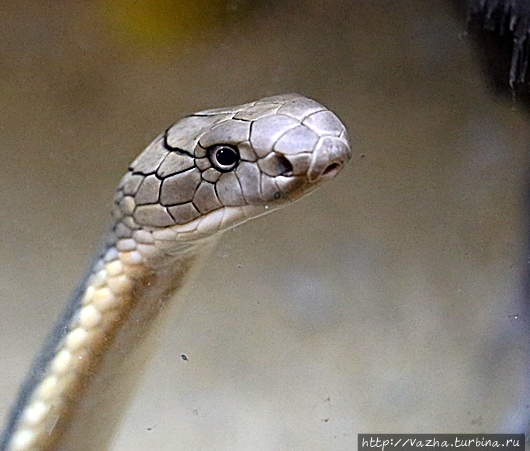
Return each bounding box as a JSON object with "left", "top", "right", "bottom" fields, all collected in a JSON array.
[{"left": 308, "top": 136, "right": 351, "bottom": 183}]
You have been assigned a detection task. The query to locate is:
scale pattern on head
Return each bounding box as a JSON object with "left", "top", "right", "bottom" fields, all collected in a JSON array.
[
  {"left": 0, "top": 94, "right": 351, "bottom": 451},
  {"left": 112, "top": 94, "right": 351, "bottom": 243}
]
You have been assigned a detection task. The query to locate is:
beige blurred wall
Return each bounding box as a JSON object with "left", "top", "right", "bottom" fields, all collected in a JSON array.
[{"left": 1, "top": 1, "right": 530, "bottom": 450}]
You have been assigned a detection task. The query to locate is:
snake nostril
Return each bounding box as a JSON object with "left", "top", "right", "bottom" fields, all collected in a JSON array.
[
  {"left": 277, "top": 155, "right": 293, "bottom": 176},
  {"left": 322, "top": 162, "right": 342, "bottom": 177}
]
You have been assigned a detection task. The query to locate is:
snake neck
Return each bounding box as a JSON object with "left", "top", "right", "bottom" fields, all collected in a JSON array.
[
  {"left": 3, "top": 232, "right": 213, "bottom": 451},
  {"left": 2, "top": 93, "right": 352, "bottom": 451}
]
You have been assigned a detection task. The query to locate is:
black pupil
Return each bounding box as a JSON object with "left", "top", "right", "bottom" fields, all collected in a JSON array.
[{"left": 216, "top": 147, "right": 237, "bottom": 167}]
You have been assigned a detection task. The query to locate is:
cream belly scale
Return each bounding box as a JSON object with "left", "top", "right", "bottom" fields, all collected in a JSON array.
[{"left": 0, "top": 94, "right": 351, "bottom": 451}]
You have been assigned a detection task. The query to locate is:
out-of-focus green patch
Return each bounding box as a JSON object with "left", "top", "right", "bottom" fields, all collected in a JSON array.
[{"left": 99, "top": 0, "right": 252, "bottom": 51}]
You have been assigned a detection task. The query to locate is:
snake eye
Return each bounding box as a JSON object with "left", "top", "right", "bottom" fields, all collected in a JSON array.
[{"left": 208, "top": 145, "right": 240, "bottom": 172}]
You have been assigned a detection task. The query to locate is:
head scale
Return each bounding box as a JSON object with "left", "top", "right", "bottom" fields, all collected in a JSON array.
[{"left": 113, "top": 94, "right": 351, "bottom": 244}]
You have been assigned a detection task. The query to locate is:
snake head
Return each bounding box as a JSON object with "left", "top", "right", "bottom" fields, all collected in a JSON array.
[{"left": 113, "top": 94, "right": 351, "bottom": 244}]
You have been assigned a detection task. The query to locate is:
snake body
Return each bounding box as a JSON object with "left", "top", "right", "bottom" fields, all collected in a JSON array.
[{"left": 0, "top": 94, "right": 351, "bottom": 451}]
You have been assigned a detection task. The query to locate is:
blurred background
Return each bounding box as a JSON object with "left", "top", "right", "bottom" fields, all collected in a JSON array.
[{"left": 1, "top": 1, "right": 530, "bottom": 450}]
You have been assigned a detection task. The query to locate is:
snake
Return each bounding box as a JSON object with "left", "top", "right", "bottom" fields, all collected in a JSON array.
[{"left": 0, "top": 94, "right": 351, "bottom": 451}]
